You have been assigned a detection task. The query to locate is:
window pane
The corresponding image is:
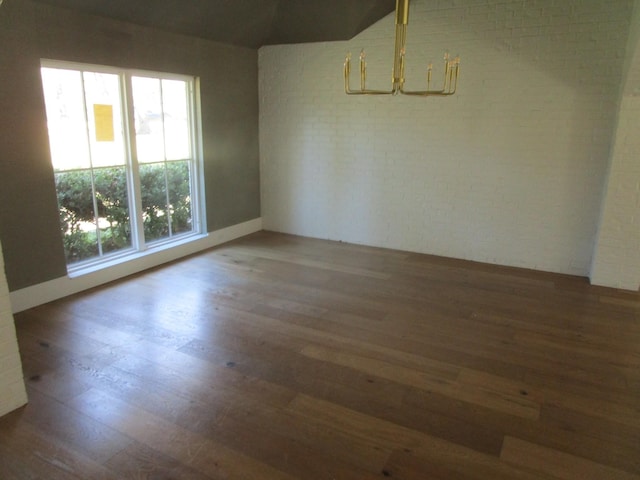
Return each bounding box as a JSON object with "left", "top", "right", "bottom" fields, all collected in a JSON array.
[
  {"left": 41, "top": 68, "right": 91, "bottom": 171},
  {"left": 140, "top": 162, "right": 169, "bottom": 242},
  {"left": 83, "top": 72, "right": 126, "bottom": 168},
  {"left": 42, "top": 62, "right": 201, "bottom": 271},
  {"left": 162, "top": 80, "right": 191, "bottom": 161},
  {"left": 55, "top": 170, "right": 99, "bottom": 263},
  {"left": 132, "top": 77, "right": 165, "bottom": 163},
  {"left": 167, "top": 161, "right": 192, "bottom": 234},
  {"left": 93, "top": 167, "right": 132, "bottom": 254}
]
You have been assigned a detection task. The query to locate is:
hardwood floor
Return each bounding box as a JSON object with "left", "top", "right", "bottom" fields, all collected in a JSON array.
[{"left": 1, "top": 231, "right": 639, "bottom": 479}]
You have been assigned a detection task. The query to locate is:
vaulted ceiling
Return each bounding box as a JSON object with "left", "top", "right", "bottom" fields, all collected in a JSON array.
[{"left": 32, "top": 0, "right": 396, "bottom": 49}]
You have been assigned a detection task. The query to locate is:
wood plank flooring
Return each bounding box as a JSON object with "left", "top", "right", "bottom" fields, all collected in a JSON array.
[{"left": 1, "top": 231, "right": 639, "bottom": 479}]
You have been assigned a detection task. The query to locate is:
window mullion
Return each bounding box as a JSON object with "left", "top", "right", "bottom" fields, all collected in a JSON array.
[
  {"left": 159, "top": 81, "right": 173, "bottom": 238},
  {"left": 190, "top": 79, "right": 205, "bottom": 234},
  {"left": 164, "top": 163, "right": 172, "bottom": 237},
  {"left": 122, "top": 72, "right": 146, "bottom": 252},
  {"left": 79, "top": 72, "right": 103, "bottom": 257}
]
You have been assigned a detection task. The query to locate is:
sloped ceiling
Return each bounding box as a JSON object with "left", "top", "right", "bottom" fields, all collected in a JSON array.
[{"left": 31, "top": 0, "right": 396, "bottom": 48}]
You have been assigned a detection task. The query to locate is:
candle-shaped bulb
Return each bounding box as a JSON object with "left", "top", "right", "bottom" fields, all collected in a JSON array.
[
  {"left": 428, "top": 62, "right": 433, "bottom": 71},
  {"left": 346, "top": 52, "right": 352, "bottom": 62},
  {"left": 359, "top": 49, "right": 366, "bottom": 90},
  {"left": 444, "top": 51, "right": 450, "bottom": 61}
]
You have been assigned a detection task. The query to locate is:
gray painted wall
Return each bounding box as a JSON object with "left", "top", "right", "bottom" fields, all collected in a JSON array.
[{"left": 0, "top": 0, "right": 260, "bottom": 291}]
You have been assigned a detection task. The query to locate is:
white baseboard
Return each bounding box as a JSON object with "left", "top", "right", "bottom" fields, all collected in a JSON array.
[{"left": 9, "top": 218, "right": 262, "bottom": 313}]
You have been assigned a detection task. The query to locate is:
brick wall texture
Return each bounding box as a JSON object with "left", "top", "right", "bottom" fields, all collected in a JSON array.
[
  {"left": 0, "top": 239, "right": 27, "bottom": 416},
  {"left": 591, "top": 0, "right": 640, "bottom": 290},
  {"left": 259, "top": 0, "right": 635, "bottom": 278}
]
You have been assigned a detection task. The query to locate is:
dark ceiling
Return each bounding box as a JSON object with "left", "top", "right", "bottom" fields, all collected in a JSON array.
[{"left": 32, "top": 0, "right": 396, "bottom": 49}]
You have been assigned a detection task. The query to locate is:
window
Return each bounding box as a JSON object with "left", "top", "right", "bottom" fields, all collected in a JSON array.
[{"left": 40, "top": 61, "right": 204, "bottom": 271}]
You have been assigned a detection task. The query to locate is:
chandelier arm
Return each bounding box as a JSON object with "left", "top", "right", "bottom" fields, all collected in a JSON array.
[
  {"left": 346, "top": 90, "right": 395, "bottom": 95},
  {"left": 344, "top": 57, "right": 394, "bottom": 94},
  {"left": 343, "top": 0, "right": 460, "bottom": 98},
  {"left": 400, "top": 90, "right": 455, "bottom": 96},
  {"left": 400, "top": 63, "right": 460, "bottom": 97},
  {"left": 443, "top": 57, "right": 451, "bottom": 90},
  {"left": 452, "top": 64, "right": 460, "bottom": 92},
  {"left": 344, "top": 56, "right": 351, "bottom": 92},
  {"left": 448, "top": 63, "right": 455, "bottom": 91}
]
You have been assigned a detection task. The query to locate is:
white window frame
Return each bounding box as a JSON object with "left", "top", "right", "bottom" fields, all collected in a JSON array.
[{"left": 41, "top": 59, "right": 207, "bottom": 276}]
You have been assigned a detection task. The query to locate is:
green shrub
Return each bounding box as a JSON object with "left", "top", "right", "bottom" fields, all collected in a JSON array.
[{"left": 55, "top": 161, "right": 191, "bottom": 264}]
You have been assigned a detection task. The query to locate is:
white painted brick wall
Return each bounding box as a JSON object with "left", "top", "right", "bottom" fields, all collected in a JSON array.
[
  {"left": 0, "top": 239, "right": 27, "bottom": 417},
  {"left": 591, "top": 0, "right": 640, "bottom": 290},
  {"left": 259, "top": 0, "right": 632, "bottom": 276}
]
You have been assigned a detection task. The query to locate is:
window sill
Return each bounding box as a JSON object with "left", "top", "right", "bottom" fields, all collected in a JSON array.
[{"left": 67, "top": 233, "right": 208, "bottom": 279}]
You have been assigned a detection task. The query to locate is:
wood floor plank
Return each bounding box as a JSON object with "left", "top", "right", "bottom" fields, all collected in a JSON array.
[
  {"left": 383, "top": 446, "right": 557, "bottom": 480},
  {"left": 288, "top": 394, "right": 545, "bottom": 480},
  {"left": 105, "top": 442, "right": 217, "bottom": 480},
  {"left": 500, "top": 436, "right": 640, "bottom": 480},
  {"left": 21, "top": 348, "right": 94, "bottom": 402},
  {"left": 17, "top": 387, "right": 133, "bottom": 465},
  {"left": 221, "top": 280, "right": 636, "bottom": 396},
  {"left": 3, "top": 231, "right": 639, "bottom": 478},
  {"left": 228, "top": 245, "right": 392, "bottom": 280},
  {"left": 67, "top": 388, "right": 298, "bottom": 480},
  {"left": 403, "top": 388, "right": 640, "bottom": 474},
  {"left": 0, "top": 413, "right": 120, "bottom": 480},
  {"left": 115, "top": 339, "right": 297, "bottom": 409},
  {"left": 183, "top": 405, "right": 389, "bottom": 480},
  {"left": 536, "top": 383, "right": 640, "bottom": 428},
  {"left": 287, "top": 393, "right": 442, "bottom": 452},
  {"left": 539, "top": 403, "right": 640, "bottom": 453},
  {"left": 300, "top": 344, "right": 541, "bottom": 420}
]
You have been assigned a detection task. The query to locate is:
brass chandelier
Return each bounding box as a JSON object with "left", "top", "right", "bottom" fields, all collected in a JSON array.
[{"left": 344, "top": 0, "right": 460, "bottom": 96}]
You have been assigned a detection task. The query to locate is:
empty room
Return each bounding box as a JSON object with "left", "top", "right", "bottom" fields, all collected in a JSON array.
[{"left": 0, "top": 0, "right": 639, "bottom": 478}]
